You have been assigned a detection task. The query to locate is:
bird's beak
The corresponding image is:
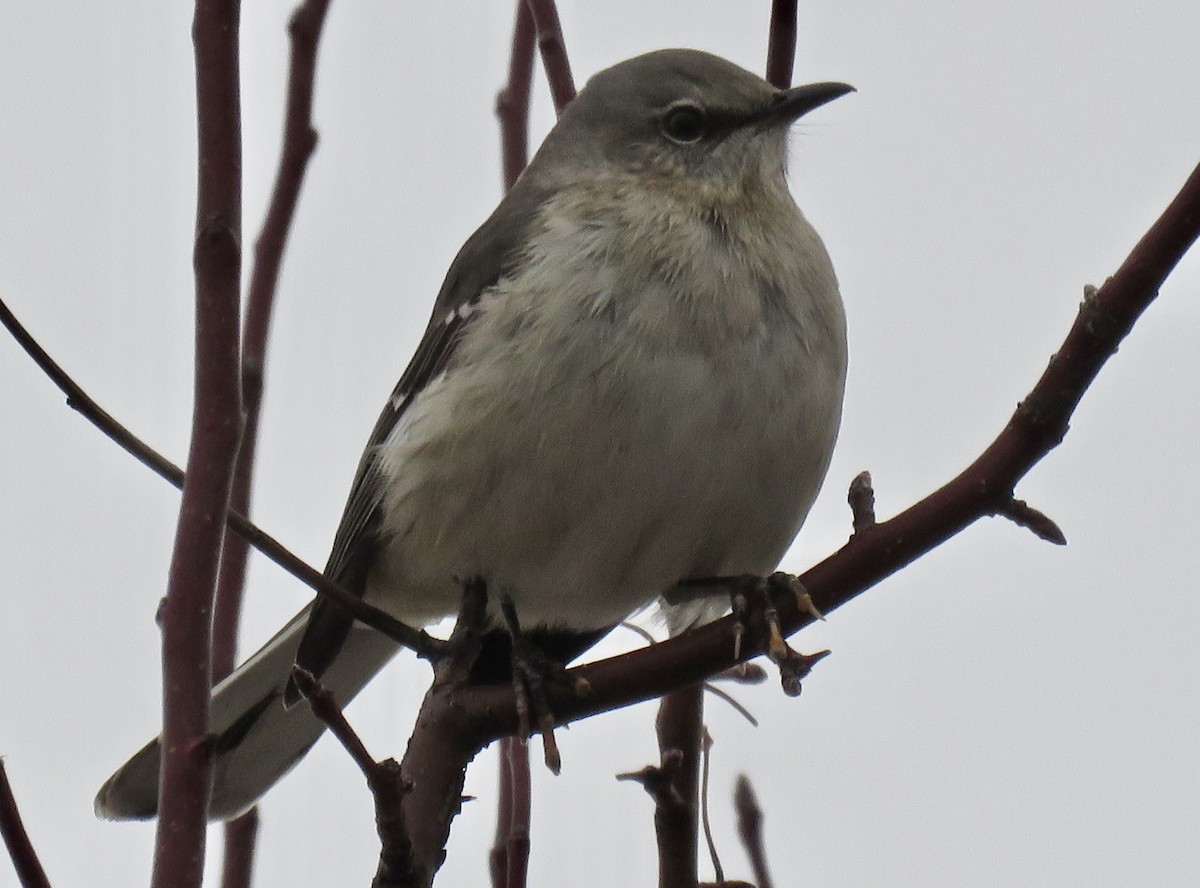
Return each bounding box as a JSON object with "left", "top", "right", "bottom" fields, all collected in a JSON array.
[{"left": 754, "top": 81, "right": 855, "bottom": 130}]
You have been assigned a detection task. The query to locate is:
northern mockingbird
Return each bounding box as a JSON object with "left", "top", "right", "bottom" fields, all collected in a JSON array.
[{"left": 96, "top": 48, "right": 851, "bottom": 821}]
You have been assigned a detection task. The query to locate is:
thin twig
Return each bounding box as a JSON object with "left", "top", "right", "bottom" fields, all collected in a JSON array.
[
  {"left": 699, "top": 729, "right": 724, "bottom": 885},
  {"left": 524, "top": 0, "right": 575, "bottom": 113},
  {"left": 290, "top": 669, "right": 416, "bottom": 888},
  {"left": 765, "top": 0, "right": 799, "bottom": 89},
  {"left": 214, "top": 0, "right": 331, "bottom": 682},
  {"left": 291, "top": 668, "right": 377, "bottom": 774},
  {"left": 215, "top": 8, "right": 331, "bottom": 883},
  {"left": 494, "top": 739, "right": 532, "bottom": 888},
  {"left": 0, "top": 761, "right": 52, "bottom": 888},
  {"left": 152, "top": 2, "right": 244, "bottom": 886},
  {"left": 702, "top": 684, "right": 759, "bottom": 728},
  {"left": 0, "top": 297, "right": 443, "bottom": 662},
  {"left": 489, "top": 737, "right": 514, "bottom": 888},
  {"left": 496, "top": 1, "right": 536, "bottom": 190}
]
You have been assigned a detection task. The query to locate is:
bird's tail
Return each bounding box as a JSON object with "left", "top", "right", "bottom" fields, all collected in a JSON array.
[{"left": 94, "top": 606, "right": 400, "bottom": 822}]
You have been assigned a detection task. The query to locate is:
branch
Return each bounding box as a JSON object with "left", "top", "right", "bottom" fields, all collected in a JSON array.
[
  {"left": 214, "top": 0, "right": 331, "bottom": 681},
  {"left": 215, "top": 7, "right": 330, "bottom": 882},
  {"left": 765, "top": 0, "right": 799, "bottom": 89},
  {"left": 0, "top": 761, "right": 52, "bottom": 888},
  {"left": 491, "top": 20, "right": 538, "bottom": 882},
  {"left": 489, "top": 738, "right": 531, "bottom": 888},
  {"left": 290, "top": 669, "right": 416, "bottom": 888},
  {"left": 496, "top": 1, "right": 536, "bottom": 190},
  {"left": 653, "top": 687, "right": 703, "bottom": 888},
  {"left": 524, "top": 0, "right": 575, "bottom": 113},
  {"left": 152, "top": 2, "right": 244, "bottom": 886},
  {"left": 0, "top": 300, "right": 443, "bottom": 663},
  {"left": 389, "top": 158, "right": 1200, "bottom": 881},
  {"left": 217, "top": 809, "right": 259, "bottom": 888}
]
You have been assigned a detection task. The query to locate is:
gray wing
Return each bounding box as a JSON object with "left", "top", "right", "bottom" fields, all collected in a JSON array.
[{"left": 291, "top": 185, "right": 546, "bottom": 692}]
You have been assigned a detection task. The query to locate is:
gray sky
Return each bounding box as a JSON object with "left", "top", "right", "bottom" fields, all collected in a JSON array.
[{"left": 2, "top": 2, "right": 1198, "bottom": 886}]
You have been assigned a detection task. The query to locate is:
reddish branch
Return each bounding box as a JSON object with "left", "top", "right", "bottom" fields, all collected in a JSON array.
[
  {"left": 489, "top": 12, "right": 542, "bottom": 882},
  {"left": 214, "top": 5, "right": 331, "bottom": 883},
  {"left": 214, "top": 0, "right": 330, "bottom": 685},
  {"left": 653, "top": 686, "right": 704, "bottom": 888},
  {"left": 525, "top": 0, "right": 575, "bottom": 113},
  {"left": 765, "top": 0, "right": 799, "bottom": 89},
  {"left": 0, "top": 761, "right": 51, "bottom": 888},
  {"left": 0, "top": 300, "right": 443, "bottom": 662},
  {"left": 489, "top": 738, "right": 531, "bottom": 888},
  {"left": 217, "top": 809, "right": 258, "bottom": 888},
  {"left": 290, "top": 669, "right": 416, "bottom": 888},
  {"left": 496, "top": 2, "right": 536, "bottom": 189},
  {"left": 391, "top": 159, "right": 1200, "bottom": 883},
  {"left": 152, "top": 2, "right": 244, "bottom": 887}
]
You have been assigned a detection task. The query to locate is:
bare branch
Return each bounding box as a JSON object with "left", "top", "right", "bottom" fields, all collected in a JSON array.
[
  {"left": 291, "top": 669, "right": 418, "bottom": 888},
  {"left": 152, "top": 2, "right": 244, "bottom": 885},
  {"left": 653, "top": 685, "right": 704, "bottom": 888},
  {"left": 0, "top": 299, "right": 444, "bottom": 662},
  {"left": 765, "top": 0, "right": 799, "bottom": 89},
  {"left": 291, "top": 668, "right": 378, "bottom": 775},
  {"left": 217, "top": 810, "right": 259, "bottom": 888},
  {"left": 0, "top": 761, "right": 52, "bottom": 888},
  {"left": 496, "top": 2, "right": 536, "bottom": 189},
  {"left": 214, "top": 9, "right": 331, "bottom": 879},
  {"left": 215, "top": 0, "right": 332, "bottom": 682},
  {"left": 525, "top": 0, "right": 575, "bottom": 113},
  {"left": 490, "top": 738, "right": 531, "bottom": 888}
]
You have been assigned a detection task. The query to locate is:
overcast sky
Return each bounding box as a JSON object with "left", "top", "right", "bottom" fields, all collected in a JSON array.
[{"left": 2, "top": 2, "right": 1198, "bottom": 886}]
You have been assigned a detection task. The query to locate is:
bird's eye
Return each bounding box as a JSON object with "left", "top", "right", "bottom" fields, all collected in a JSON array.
[{"left": 662, "top": 104, "right": 706, "bottom": 144}]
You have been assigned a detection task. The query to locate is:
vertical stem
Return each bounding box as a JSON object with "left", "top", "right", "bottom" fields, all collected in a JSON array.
[
  {"left": 496, "top": 1, "right": 536, "bottom": 189},
  {"left": 654, "top": 685, "right": 704, "bottom": 888},
  {"left": 524, "top": 0, "right": 576, "bottom": 113},
  {"left": 765, "top": 0, "right": 799, "bottom": 89},
  {"left": 152, "top": 2, "right": 243, "bottom": 886}
]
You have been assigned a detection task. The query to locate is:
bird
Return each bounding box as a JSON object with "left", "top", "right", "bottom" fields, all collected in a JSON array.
[{"left": 95, "top": 47, "right": 852, "bottom": 821}]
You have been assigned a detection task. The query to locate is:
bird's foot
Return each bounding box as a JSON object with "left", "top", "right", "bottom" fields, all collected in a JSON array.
[
  {"left": 499, "top": 595, "right": 587, "bottom": 774},
  {"left": 729, "top": 572, "right": 829, "bottom": 697}
]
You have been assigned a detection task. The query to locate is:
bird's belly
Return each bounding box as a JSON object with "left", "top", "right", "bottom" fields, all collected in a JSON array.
[{"left": 367, "top": 329, "right": 840, "bottom": 632}]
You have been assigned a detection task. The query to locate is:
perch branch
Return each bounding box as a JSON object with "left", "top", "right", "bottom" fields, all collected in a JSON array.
[{"left": 392, "top": 158, "right": 1200, "bottom": 882}]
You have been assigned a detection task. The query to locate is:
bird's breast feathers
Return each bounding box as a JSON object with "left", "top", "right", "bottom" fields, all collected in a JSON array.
[{"left": 366, "top": 187, "right": 846, "bottom": 631}]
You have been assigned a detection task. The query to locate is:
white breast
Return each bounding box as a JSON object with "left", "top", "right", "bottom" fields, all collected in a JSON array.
[{"left": 367, "top": 181, "right": 847, "bottom": 632}]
